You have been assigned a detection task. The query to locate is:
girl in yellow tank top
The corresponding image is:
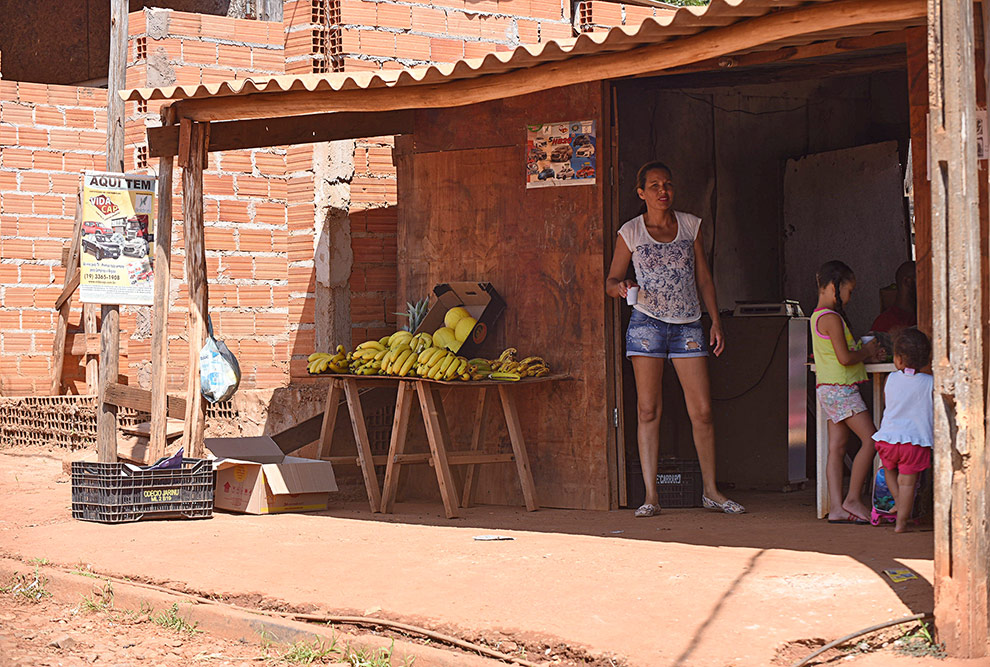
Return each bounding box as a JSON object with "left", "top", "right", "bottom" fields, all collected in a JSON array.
[{"left": 812, "top": 261, "right": 880, "bottom": 524}]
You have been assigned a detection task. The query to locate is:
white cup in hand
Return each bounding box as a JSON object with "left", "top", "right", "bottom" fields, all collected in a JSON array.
[{"left": 626, "top": 286, "right": 639, "bottom": 306}]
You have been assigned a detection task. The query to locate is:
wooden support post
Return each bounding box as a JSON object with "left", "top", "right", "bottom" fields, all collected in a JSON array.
[
  {"left": 148, "top": 155, "right": 174, "bottom": 461},
  {"left": 96, "top": 0, "right": 127, "bottom": 462},
  {"left": 180, "top": 120, "right": 209, "bottom": 458},
  {"left": 907, "top": 27, "right": 932, "bottom": 335},
  {"left": 928, "top": 0, "right": 989, "bottom": 655},
  {"left": 50, "top": 191, "right": 83, "bottom": 395}
]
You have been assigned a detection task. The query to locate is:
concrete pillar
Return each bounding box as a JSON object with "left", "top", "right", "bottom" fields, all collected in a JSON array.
[{"left": 314, "top": 140, "right": 355, "bottom": 352}]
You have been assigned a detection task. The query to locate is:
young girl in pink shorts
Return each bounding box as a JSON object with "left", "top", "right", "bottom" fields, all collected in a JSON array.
[
  {"left": 872, "top": 328, "right": 933, "bottom": 532},
  {"left": 811, "top": 261, "right": 881, "bottom": 524}
]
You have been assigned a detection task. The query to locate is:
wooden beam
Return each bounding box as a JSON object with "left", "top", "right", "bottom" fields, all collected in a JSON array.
[
  {"left": 643, "top": 27, "right": 916, "bottom": 79},
  {"left": 97, "top": 0, "right": 127, "bottom": 463},
  {"left": 147, "top": 110, "right": 414, "bottom": 158},
  {"left": 172, "top": 0, "right": 925, "bottom": 123},
  {"left": 67, "top": 333, "right": 130, "bottom": 356},
  {"left": 181, "top": 121, "right": 209, "bottom": 458},
  {"left": 633, "top": 51, "right": 906, "bottom": 90},
  {"left": 104, "top": 382, "right": 186, "bottom": 419},
  {"left": 928, "top": 0, "right": 989, "bottom": 656},
  {"left": 50, "top": 191, "right": 83, "bottom": 395},
  {"left": 148, "top": 155, "right": 174, "bottom": 462},
  {"left": 54, "top": 270, "right": 80, "bottom": 311}
]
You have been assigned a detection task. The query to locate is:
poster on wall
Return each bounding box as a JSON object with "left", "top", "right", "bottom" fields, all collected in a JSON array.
[
  {"left": 79, "top": 171, "right": 156, "bottom": 306},
  {"left": 526, "top": 120, "right": 596, "bottom": 189}
]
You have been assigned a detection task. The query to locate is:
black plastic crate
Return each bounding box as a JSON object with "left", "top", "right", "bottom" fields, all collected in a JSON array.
[
  {"left": 656, "top": 458, "right": 703, "bottom": 508},
  {"left": 71, "top": 458, "right": 215, "bottom": 524}
]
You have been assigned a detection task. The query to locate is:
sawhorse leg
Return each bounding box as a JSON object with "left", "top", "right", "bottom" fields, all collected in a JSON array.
[
  {"left": 342, "top": 378, "right": 383, "bottom": 513},
  {"left": 461, "top": 386, "right": 494, "bottom": 508},
  {"left": 380, "top": 380, "right": 416, "bottom": 513},
  {"left": 497, "top": 385, "right": 539, "bottom": 511},
  {"left": 416, "top": 382, "right": 459, "bottom": 519}
]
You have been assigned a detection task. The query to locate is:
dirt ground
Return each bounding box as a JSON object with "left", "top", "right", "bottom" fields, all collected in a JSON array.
[
  {"left": 0, "top": 589, "right": 268, "bottom": 667},
  {"left": 1, "top": 446, "right": 987, "bottom": 667}
]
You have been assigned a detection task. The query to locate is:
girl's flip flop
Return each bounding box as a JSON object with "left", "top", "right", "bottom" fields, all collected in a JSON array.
[{"left": 827, "top": 513, "right": 869, "bottom": 525}]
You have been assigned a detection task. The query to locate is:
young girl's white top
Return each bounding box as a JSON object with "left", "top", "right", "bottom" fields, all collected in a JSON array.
[
  {"left": 872, "top": 370, "right": 935, "bottom": 448},
  {"left": 617, "top": 211, "right": 702, "bottom": 324}
]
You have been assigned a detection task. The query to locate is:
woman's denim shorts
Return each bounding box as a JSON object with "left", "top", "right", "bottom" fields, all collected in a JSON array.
[{"left": 625, "top": 310, "right": 708, "bottom": 359}]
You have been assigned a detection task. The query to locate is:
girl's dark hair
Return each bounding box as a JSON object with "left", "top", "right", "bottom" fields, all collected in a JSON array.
[
  {"left": 636, "top": 161, "right": 673, "bottom": 191},
  {"left": 894, "top": 328, "right": 932, "bottom": 370},
  {"left": 816, "top": 260, "right": 856, "bottom": 334}
]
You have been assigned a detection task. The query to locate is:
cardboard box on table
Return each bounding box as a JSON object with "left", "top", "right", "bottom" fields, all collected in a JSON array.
[
  {"left": 205, "top": 437, "right": 337, "bottom": 514},
  {"left": 414, "top": 282, "right": 506, "bottom": 358}
]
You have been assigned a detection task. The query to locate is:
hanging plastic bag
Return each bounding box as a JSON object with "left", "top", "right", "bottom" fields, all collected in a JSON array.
[{"left": 199, "top": 315, "right": 241, "bottom": 403}]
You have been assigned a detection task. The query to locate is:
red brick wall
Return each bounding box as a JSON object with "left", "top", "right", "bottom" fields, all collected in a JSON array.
[
  {"left": 0, "top": 80, "right": 110, "bottom": 394},
  {"left": 127, "top": 10, "right": 290, "bottom": 391},
  {"left": 576, "top": 1, "right": 676, "bottom": 33},
  {"left": 1, "top": 1, "right": 645, "bottom": 395}
]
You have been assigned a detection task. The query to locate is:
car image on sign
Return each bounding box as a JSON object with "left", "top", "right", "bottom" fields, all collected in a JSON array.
[{"left": 83, "top": 220, "right": 112, "bottom": 235}]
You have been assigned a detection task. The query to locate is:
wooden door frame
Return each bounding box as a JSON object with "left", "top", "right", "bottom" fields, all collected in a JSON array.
[{"left": 602, "top": 80, "right": 627, "bottom": 509}]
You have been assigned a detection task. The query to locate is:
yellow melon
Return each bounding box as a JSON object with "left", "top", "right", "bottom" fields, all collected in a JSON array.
[
  {"left": 454, "top": 316, "right": 477, "bottom": 342},
  {"left": 433, "top": 326, "right": 456, "bottom": 348},
  {"left": 444, "top": 306, "right": 471, "bottom": 330}
]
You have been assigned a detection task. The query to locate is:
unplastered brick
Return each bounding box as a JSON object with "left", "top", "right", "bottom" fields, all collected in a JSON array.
[{"left": 376, "top": 3, "right": 412, "bottom": 30}]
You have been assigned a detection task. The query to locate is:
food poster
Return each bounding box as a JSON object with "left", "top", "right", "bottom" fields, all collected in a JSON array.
[
  {"left": 79, "top": 171, "right": 156, "bottom": 305},
  {"left": 526, "top": 120, "right": 596, "bottom": 189}
]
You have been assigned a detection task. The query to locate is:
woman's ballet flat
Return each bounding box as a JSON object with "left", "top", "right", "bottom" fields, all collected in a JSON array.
[
  {"left": 634, "top": 503, "right": 662, "bottom": 517},
  {"left": 702, "top": 495, "right": 746, "bottom": 514}
]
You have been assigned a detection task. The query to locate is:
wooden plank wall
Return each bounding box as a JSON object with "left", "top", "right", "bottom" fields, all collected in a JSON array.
[{"left": 395, "top": 82, "right": 610, "bottom": 510}]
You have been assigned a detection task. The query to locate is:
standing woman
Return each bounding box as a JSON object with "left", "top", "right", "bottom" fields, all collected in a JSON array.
[{"left": 606, "top": 161, "right": 744, "bottom": 516}]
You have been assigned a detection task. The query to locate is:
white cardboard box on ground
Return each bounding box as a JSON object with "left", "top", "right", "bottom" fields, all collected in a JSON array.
[{"left": 205, "top": 436, "right": 337, "bottom": 514}]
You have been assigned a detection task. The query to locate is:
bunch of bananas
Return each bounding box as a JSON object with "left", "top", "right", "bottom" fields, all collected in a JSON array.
[
  {"left": 307, "top": 334, "right": 552, "bottom": 382},
  {"left": 486, "top": 348, "right": 551, "bottom": 381},
  {"left": 412, "top": 347, "right": 482, "bottom": 381},
  {"left": 348, "top": 330, "right": 435, "bottom": 376},
  {"left": 306, "top": 345, "right": 349, "bottom": 374}
]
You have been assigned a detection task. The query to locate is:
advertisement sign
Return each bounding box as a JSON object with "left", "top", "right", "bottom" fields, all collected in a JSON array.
[
  {"left": 526, "top": 120, "right": 596, "bottom": 189},
  {"left": 79, "top": 171, "right": 156, "bottom": 305}
]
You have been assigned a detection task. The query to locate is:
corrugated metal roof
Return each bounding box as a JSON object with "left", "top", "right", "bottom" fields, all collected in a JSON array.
[{"left": 124, "top": 0, "right": 922, "bottom": 103}]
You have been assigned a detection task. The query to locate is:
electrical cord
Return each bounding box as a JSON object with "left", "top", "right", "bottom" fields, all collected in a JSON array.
[
  {"left": 711, "top": 321, "right": 789, "bottom": 401},
  {"left": 790, "top": 613, "right": 933, "bottom": 667}
]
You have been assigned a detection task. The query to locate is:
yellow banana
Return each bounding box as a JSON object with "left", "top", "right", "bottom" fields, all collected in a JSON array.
[
  {"left": 439, "top": 353, "right": 455, "bottom": 375},
  {"left": 444, "top": 359, "right": 461, "bottom": 380},
  {"left": 379, "top": 336, "right": 391, "bottom": 346},
  {"left": 373, "top": 349, "right": 388, "bottom": 362},
  {"left": 388, "top": 331, "right": 413, "bottom": 347},
  {"left": 427, "top": 348, "right": 447, "bottom": 367},
  {"left": 498, "top": 348, "right": 517, "bottom": 363},
  {"left": 519, "top": 356, "right": 545, "bottom": 366},
  {"left": 336, "top": 344, "right": 346, "bottom": 355},
  {"left": 357, "top": 340, "right": 385, "bottom": 351},
  {"left": 455, "top": 358, "right": 468, "bottom": 376},
  {"left": 307, "top": 352, "right": 329, "bottom": 362},
  {"left": 491, "top": 371, "right": 521, "bottom": 381},
  {"left": 420, "top": 333, "right": 433, "bottom": 349},
  {"left": 428, "top": 362, "right": 444, "bottom": 380},
  {"left": 398, "top": 351, "right": 417, "bottom": 376},
  {"left": 418, "top": 347, "right": 440, "bottom": 364}
]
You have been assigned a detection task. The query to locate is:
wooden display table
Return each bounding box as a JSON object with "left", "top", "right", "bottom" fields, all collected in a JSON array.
[{"left": 314, "top": 375, "right": 563, "bottom": 518}]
